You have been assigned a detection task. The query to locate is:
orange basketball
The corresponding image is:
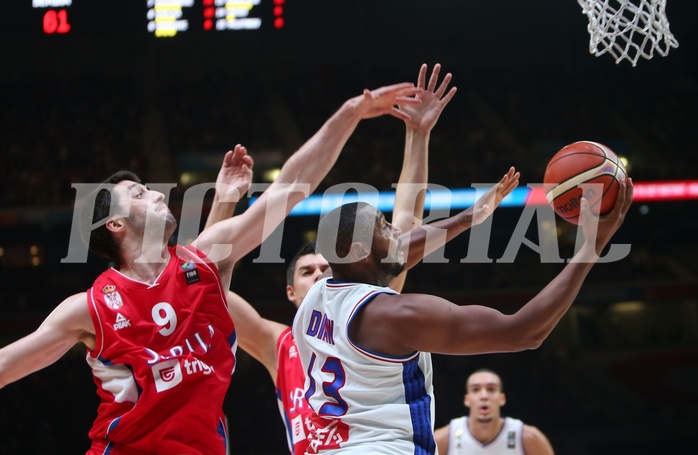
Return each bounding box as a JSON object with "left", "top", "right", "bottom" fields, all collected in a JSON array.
[{"left": 543, "top": 141, "right": 627, "bottom": 225}]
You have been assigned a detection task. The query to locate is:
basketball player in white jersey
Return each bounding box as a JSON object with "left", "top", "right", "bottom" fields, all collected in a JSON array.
[
  {"left": 293, "top": 176, "right": 632, "bottom": 454},
  {"left": 215, "top": 63, "right": 457, "bottom": 454},
  {"left": 434, "top": 369, "right": 554, "bottom": 455}
]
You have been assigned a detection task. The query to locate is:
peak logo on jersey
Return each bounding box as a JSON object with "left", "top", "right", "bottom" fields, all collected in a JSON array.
[
  {"left": 181, "top": 262, "right": 200, "bottom": 285},
  {"left": 103, "top": 286, "right": 124, "bottom": 310},
  {"left": 113, "top": 313, "right": 131, "bottom": 330},
  {"left": 152, "top": 359, "right": 183, "bottom": 392}
]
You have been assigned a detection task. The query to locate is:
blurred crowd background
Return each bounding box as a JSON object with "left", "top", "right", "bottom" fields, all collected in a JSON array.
[{"left": 0, "top": 1, "right": 696, "bottom": 453}]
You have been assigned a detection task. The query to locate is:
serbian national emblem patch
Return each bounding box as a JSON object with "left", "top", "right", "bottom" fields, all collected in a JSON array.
[{"left": 102, "top": 284, "right": 123, "bottom": 310}]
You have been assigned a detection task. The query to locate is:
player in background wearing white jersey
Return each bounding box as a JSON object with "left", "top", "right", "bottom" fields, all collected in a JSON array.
[
  {"left": 0, "top": 81, "right": 423, "bottom": 455},
  {"left": 211, "top": 63, "right": 457, "bottom": 454},
  {"left": 292, "top": 175, "right": 632, "bottom": 453},
  {"left": 434, "top": 369, "right": 554, "bottom": 455}
]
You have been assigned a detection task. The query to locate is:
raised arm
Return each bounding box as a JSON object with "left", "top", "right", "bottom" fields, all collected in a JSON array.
[
  {"left": 401, "top": 166, "right": 520, "bottom": 273},
  {"left": 226, "top": 291, "right": 286, "bottom": 381},
  {"left": 356, "top": 178, "right": 633, "bottom": 357},
  {"left": 204, "top": 146, "right": 254, "bottom": 230},
  {"left": 389, "top": 63, "right": 457, "bottom": 292},
  {"left": 200, "top": 154, "right": 286, "bottom": 380},
  {"left": 0, "top": 293, "right": 94, "bottom": 388},
  {"left": 194, "top": 83, "right": 422, "bottom": 291}
]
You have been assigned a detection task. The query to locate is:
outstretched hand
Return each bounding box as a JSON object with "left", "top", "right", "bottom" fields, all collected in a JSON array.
[
  {"left": 216, "top": 144, "right": 254, "bottom": 203},
  {"left": 349, "top": 83, "right": 423, "bottom": 121},
  {"left": 579, "top": 176, "right": 634, "bottom": 256},
  {"left": 398, "top": 63, "right": 458, "bottom": 134},
  {"left": 470, "top": 167, "right": 520, "bottom": 226}
]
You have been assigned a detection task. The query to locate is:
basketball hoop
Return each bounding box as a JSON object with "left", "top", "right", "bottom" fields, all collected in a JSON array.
[{"left": 577, "top": 0, "right": 679, "bottom": 66}]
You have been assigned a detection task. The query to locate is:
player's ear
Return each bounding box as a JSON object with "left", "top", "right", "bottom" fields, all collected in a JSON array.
[
  {"left": 348, "top": 242, "right": 370, "bottom": 261},
  {"left": 499, "top": 392, "right": 507, "bottom": 406},
  {"left": 286, "top": 284, "right": 296, "bottom": 301},
  {"left": 106, "top": 217, "right": 124, "bottom": 233}
]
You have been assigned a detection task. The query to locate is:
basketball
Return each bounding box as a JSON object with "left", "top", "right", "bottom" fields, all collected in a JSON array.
[{"left": 543, "top": 141, "right": 627, "bottom": 225}]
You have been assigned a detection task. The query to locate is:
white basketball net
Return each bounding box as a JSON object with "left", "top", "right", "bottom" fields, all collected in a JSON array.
[{"left": 577, "top": 0, "right": 679, "bottom": 66}]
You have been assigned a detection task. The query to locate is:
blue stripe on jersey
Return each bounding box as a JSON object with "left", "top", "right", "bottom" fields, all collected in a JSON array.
[
  {"left": 125, "top": 363, "right": 142, "bottom": 398},
  {"left": 106, "top": 416, "right": 121, "bottom": 436},
  {"left": 402, "top": 358, "right": 435, "bottom": 455},
  {"left": 217, "top": 418, "right": 228, "bottom": 450},
  {"left": 277, "top": 387, "right": 295, "bottom": 451},
  {"left": 103, "top": 441, "right": 113, "bottom": 454},
  {"left": 228, "top": 330, "right": 237, "bottom": 349}
]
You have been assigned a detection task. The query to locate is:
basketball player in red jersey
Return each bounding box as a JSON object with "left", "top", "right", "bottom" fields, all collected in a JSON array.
[
  {"left": 0, "top": 82, "right": 423, "bottom": 454},
  {"left": 214, "top": 63, "right": 457, "bottom": 454}
]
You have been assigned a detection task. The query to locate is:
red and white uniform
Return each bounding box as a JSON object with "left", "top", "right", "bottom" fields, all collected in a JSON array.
[
  {"left": 276, "top": 327, "right": 314, "bottom": 455},
  {"left": 85, "top": 245, "right": 236, "bottom": 455},
  {"left": 293, "top": 278, "right": 436, "bottom": 454}
]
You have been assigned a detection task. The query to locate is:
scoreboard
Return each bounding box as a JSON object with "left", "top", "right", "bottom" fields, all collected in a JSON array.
[{"left": 15, "top": 0, "right": 286, "bottom": 37}]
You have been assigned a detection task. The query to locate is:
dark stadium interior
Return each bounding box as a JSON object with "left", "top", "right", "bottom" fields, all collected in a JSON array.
[{"left": 0, "top": 1, "right": 696, "bottom": 454}]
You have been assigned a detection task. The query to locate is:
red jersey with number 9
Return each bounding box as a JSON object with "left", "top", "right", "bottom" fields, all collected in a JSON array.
[{"left": 85, "top": 245, "right": 236, "bottom": 455}]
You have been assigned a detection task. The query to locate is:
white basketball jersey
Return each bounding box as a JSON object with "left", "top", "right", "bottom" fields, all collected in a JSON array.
[
  {"left": 446, "top": 417, "right": 524, "bottom": 455},
  {"left": 292, "top": 278, "right": 436, "bottom": 454}
]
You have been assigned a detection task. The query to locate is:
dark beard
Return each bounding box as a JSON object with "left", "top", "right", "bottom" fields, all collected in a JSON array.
[
  {"left": 387, "top": 260, "right": 405, "bottom": 276},
  {"left": 379, "top": 258, "right": 405, "bottom": 279}
]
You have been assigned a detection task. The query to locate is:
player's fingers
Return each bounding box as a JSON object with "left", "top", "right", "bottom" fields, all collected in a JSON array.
[
  {"left": 427, "top": 63, "right": 441, "bottom": 92},
  {"left": 389, "top": 107, "right": 412, "bottom": 121},
  {"left": 373, "top": 82, "right": 416, "bottom": 95},
  {"left": 620, "top": 177, "right": 634, "bottom": 213},
  {"left": 611, "top": 177, "right": 627, "bottom": 211},
  {"left": 222, "top": 150, "right": 235, "bottom": 165},
  {"left": 581, "top": 196, "right": 601, "bottom": 227},
  {"left": 578, "top": 197, "right": 591, "bottom": 224},
  {"left": 417, "top": 64, "right": 427, "bottom": 90},
  {"left": 510, "top": 170, "right": 521, "bottom": 186},
  {"left": 502, "top": 168, "right": 519, "bottom": 188},
  {"left": 434, "top": 73, "right": 453, "bottom": 99},
  {"left": 438, "top": 85, "right": 457, "bottom": 105},
  {"left": 394, "top": 95, "right": 423, "bottom": 105},
  {"left": 232, "top": 145, "right": 248, "bottom": 160},
  {"left": 395, "top": 87, "right": 423, "bottom": 99}
]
